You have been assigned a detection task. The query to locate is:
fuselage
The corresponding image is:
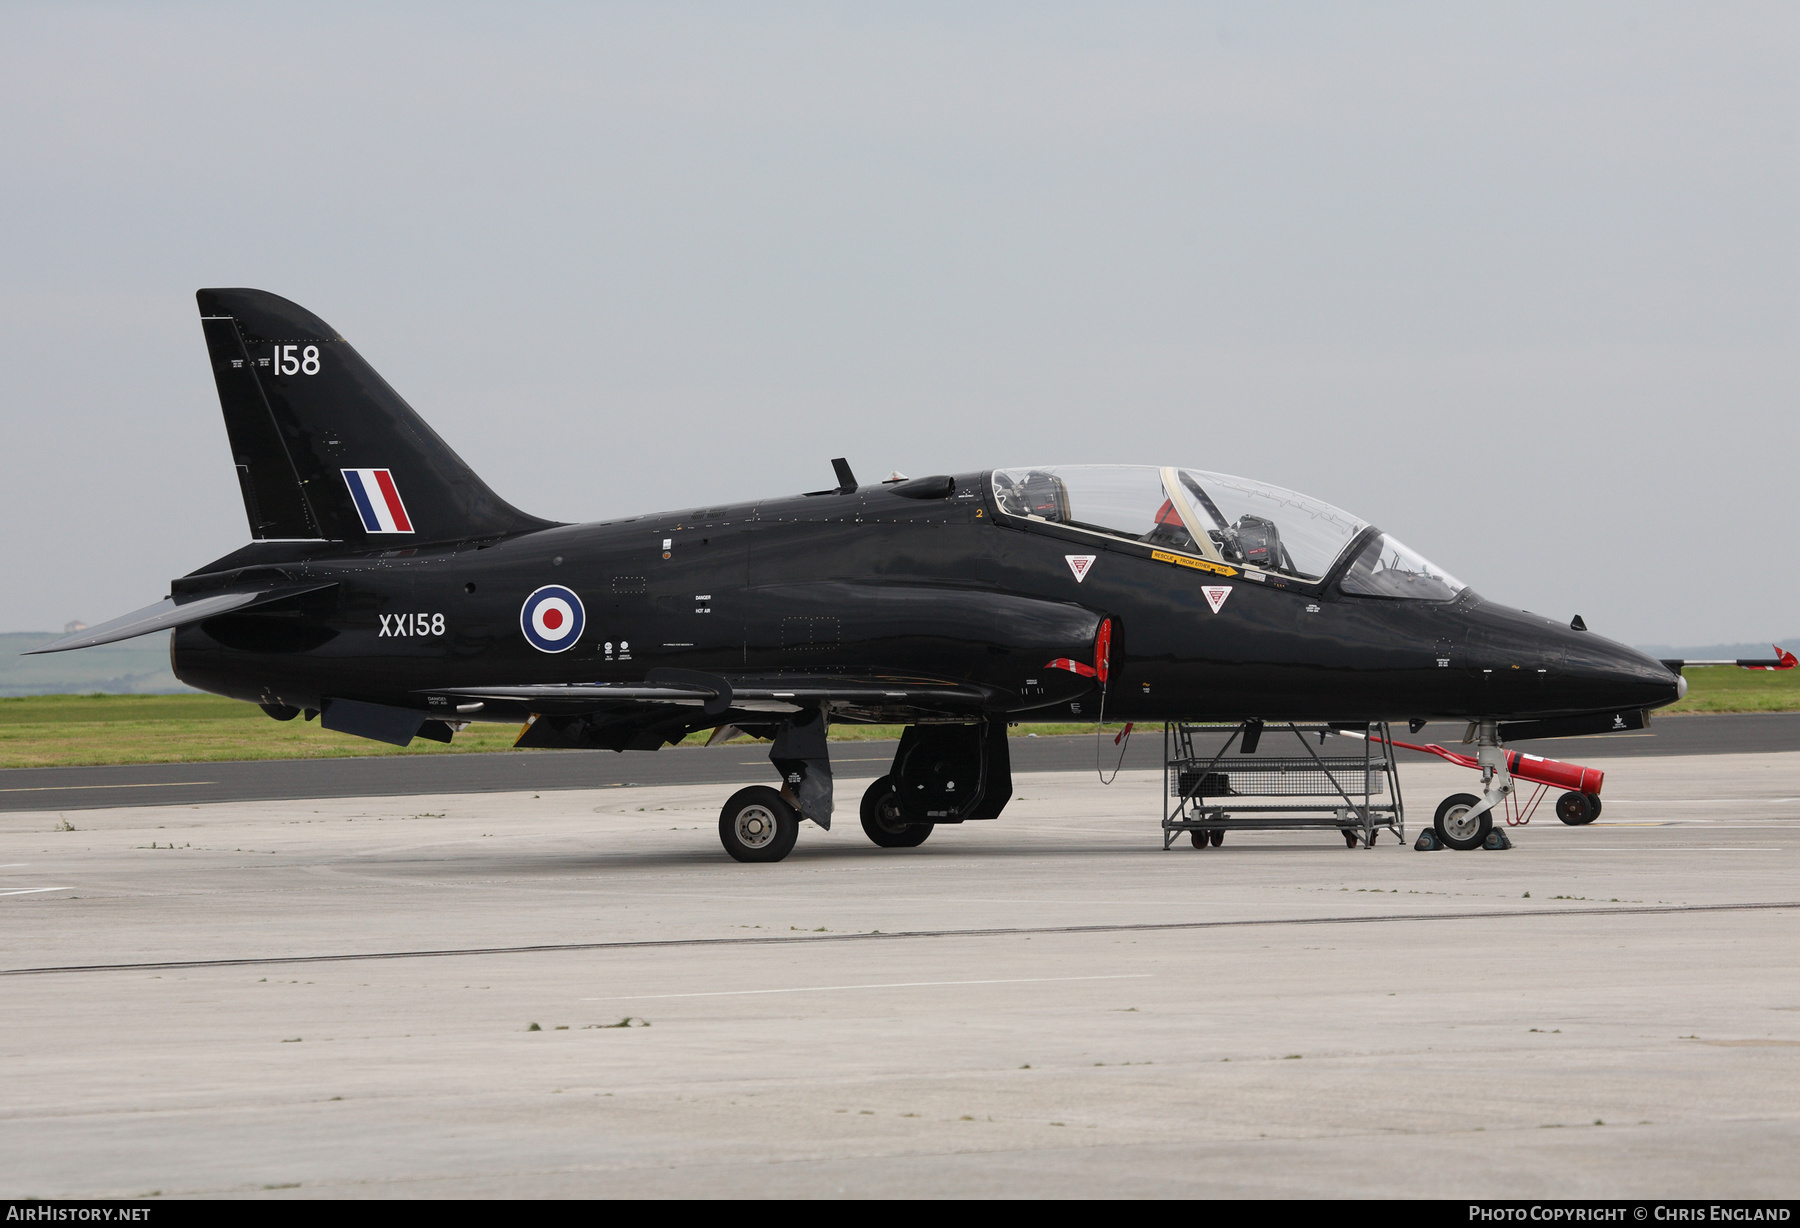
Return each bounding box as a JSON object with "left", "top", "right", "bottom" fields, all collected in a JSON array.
[{"left": 172, "top": 469, "right": 1681, "bottom": 730}]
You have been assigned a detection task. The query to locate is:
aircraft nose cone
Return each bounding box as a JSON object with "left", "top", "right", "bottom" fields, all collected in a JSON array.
[
  {"left": 1458, "top": 601, "right": 1682, "bottom": 714},
  {"left": 1566, "top": 634, "right": 1684, "bottom": 711}
]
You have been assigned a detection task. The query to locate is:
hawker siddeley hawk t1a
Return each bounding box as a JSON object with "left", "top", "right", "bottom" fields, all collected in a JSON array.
[{"left": 32, "top": 289, "right": 1692, "bottom": 861}]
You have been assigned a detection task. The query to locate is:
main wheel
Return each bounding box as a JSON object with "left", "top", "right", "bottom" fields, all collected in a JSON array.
[
  {"left": 1434, "top": 793, "right": 1492, "bottom": 851},
  {"left": 1556, "top": 791, "right": 1595, "bottom": 826},
  {"left": 719, "top": 786, "right": 800, "bottom": 863},
  {"left": 860, "top": 776, "right": 932, "bottom": 848}
]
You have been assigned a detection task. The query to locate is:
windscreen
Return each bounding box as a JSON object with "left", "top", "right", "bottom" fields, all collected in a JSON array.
[{"left": 1338, "top": 533, "right": 1465, "bottom": 601}]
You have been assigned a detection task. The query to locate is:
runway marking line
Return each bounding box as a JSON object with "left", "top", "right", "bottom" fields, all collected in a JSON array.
[
  {"left": 4, "top": 900, "right": 1796, "bottom": 978},
  {"left": 0, "top": 781, "right": 217, "bottom": 793},
  {"left": 582, "top": 973, "right": 1151, "bottom": 1001},
  {"left": 0, "top": 888, "right": 72, "bottom": 897}
]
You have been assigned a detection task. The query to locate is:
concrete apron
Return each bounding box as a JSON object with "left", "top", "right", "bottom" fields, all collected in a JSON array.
[{"left": 2, "top": 752, "right": 1797, "bottom": 1198}]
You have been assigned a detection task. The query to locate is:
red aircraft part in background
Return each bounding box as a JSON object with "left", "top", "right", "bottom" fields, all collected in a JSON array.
[{"left": 1663, "top": 645, "right": 1795, "bottom": 672}]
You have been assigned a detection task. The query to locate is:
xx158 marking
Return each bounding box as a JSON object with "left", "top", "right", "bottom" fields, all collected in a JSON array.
[{"left": 379, "top": 613, "right": 444, "bottom": 637}]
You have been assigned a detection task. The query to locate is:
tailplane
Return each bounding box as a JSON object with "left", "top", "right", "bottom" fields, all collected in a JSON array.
[{"left": 196, "top": 288, "right": 553, "bottom": 545}]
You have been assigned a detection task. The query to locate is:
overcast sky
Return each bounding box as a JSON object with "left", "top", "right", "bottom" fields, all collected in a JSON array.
[{"left": 2, "top": 2, "right": 1794, "bottom": 647}]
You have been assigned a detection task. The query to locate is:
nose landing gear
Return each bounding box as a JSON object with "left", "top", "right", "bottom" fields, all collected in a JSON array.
[
  {"left": 1429, "top": 720, "right": 1511, "bottom": 851},
  {"left": 1433, "top": 792, "right": 1493, "bottom": 851}
]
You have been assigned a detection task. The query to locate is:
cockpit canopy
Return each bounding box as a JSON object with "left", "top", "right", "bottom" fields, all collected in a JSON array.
[{"left": 990, "top": 465, "right": 1463, "bottom": 600}]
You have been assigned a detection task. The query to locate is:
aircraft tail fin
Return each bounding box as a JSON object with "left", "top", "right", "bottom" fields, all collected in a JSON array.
[{"left": 195, "top": 288, "right": 554, "bottom": 545}]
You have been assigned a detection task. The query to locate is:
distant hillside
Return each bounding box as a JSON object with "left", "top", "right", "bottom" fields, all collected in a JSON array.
[{"left": 0, "top": 632, "right": 193, "bottom": 696}]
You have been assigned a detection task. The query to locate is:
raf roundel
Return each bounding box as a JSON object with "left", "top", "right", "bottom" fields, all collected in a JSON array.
[{"left": 520, "top": 585, "right": 585, "bottom": 653}]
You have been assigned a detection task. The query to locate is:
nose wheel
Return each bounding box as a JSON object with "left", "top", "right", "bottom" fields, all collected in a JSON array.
[
  {"left": 719, "top": 786, "right": 800, "bottom": 862},
  {"left": 1434, "top": 793, "right": 1493, "bottom": 851}
]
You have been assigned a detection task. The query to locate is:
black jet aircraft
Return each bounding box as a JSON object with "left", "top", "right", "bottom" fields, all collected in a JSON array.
[{"left": 33, "top": 289, "right": 1690, "bottom": 861}]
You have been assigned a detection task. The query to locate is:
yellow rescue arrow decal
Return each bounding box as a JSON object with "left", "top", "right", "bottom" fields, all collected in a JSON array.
[{"left": 1150, "top": 550, "right": 1238, "bottom": 578}]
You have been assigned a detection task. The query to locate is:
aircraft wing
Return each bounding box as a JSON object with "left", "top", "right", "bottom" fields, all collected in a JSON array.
[
  {"left": 428, "top": 672, "right": 993, "bottom": 718},
  {"left": 24, "top": 583, "right": 339, "bottom": 654},
  {"left": 427, "top": 670, "right": 1000, "bottom": 753}
]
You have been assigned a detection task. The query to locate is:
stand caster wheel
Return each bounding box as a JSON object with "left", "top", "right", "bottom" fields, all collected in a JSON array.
[
  {"left": 1434, "top": 793, "right": 1492, "bottom": 851},
  {"left": 1191, "top": 829, "right": 1210, "bottom": 849},
  {"left": 860, "top": 776, "right": 932, "bottom": 848},
  {"left": 1343, "top": 829, "right": 1359, "bottom": 849},
  {"left": 719, "top": 786, "right": 799, "bottom": 863},
  {"left": 1556, "top": 791, "right": 1600, "bottom": 826}
]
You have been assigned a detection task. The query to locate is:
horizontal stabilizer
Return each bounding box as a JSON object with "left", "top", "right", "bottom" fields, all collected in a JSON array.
[{"left": 24, "top": 583, "right": 337, "bottom": 654}]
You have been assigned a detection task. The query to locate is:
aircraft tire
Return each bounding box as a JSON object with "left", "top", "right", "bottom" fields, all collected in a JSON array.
[
  {"left": 860, "top": 777, "right": 932, "bottom": 849},
  {"left": 1434, "top": 793, "right": 1492, "bottom": 851},
  {"left": 1555, "top": 791, "right": 1597, "bottom": 826},
  {"left": 719, "top": 787, "right": 800, "bottom": 863}
]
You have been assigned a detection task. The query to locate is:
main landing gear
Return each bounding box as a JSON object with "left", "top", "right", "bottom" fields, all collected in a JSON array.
[
  {"left": 718, "top": 786, "right": 800, "bottom": 863},
  {"left": 715, "top": 718, "right": 1012, "bottom": 862},
  {"left": 860, "top": 776, "right": 932, "bottom": 848}
]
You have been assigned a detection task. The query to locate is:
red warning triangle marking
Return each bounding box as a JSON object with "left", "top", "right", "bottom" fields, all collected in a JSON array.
[
  {"left": 1202, "top": 585, "right": 1231, "bottom": 613},
  {"left": 1065, "top": 555, "right": 1096, "bottom": 583}
]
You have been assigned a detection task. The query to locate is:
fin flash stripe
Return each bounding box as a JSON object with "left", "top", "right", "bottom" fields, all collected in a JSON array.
[{"left": 342, "top": 469, "right": 414, "bottom": 533}]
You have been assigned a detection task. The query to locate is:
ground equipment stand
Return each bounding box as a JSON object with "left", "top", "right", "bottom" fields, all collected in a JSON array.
[{"left": 1162, "top": 721, "right": 1406, "bottom": 849}]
